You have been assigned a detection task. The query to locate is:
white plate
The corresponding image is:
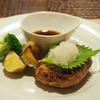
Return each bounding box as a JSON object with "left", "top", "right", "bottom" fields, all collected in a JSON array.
[{"left": 0, "top": 13, "right": 100, "bottom": 100}]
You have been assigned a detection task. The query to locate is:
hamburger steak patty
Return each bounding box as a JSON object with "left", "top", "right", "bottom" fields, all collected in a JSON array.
[{"left": 35, "top": 58, "right": 92, "bottom": 88}]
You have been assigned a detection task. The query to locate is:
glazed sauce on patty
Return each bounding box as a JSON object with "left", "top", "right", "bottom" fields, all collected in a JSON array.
[{"left": 33, "top": 30, "right": 61, "bottom": 36}]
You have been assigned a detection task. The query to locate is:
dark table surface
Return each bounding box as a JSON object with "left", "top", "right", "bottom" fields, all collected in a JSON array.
[{"left": 0, "top": 0, "right": 100, "bottom": 19}]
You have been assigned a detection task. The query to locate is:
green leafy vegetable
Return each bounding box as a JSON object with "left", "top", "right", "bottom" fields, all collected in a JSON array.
[
  {"left": 0, "top": 33, "right": 22, "bottom": 58},
  {"left": 40, "top": 45, "right": 100, "bottom": 69}
]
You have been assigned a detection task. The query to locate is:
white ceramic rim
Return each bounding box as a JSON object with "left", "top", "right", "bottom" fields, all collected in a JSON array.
[{"left": 21, "top": 11, "right": 81, "bottom": 37}]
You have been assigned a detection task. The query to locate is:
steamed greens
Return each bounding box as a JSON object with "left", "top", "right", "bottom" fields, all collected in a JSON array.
[{"left": 0, "top": 33, "right": 22, "bottom": 58}]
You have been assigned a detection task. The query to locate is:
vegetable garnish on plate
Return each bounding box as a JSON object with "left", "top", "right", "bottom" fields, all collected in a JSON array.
[
  {"left": 0, "top": 33, "right": 40, "bottom": 72},
  {"left": 4, "top": 51, "right": 26, "bottom": 72},
  {"left": 0, "top": 33, "right": 22, "bottom": 58},
  {"left": 40, "top": 42, "right": 100, "bottom": 69}
]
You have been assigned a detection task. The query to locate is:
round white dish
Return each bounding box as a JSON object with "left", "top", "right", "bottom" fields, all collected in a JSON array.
[{"left": 0, "top": 12, "right": 100, "bottom": 100}]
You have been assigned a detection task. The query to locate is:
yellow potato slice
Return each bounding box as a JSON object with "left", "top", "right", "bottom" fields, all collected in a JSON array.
[
  {"left": 4, "top": 51, "right": 26, "bottom": 72},
  {"left": 21, "top": 46, "right": 39, "bottom": 67}
]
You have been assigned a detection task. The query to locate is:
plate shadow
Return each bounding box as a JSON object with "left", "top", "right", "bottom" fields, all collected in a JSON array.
[{"left": 3, "top": 66, "right": 35, "bottom": 79}]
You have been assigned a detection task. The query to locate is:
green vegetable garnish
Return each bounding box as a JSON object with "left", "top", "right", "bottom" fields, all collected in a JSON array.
[
  {"left": 0, "top": 33, "right": 22, "bottom": 58},
  {"left": 40, "top": 45, "right": 100, "bottom": 69}
]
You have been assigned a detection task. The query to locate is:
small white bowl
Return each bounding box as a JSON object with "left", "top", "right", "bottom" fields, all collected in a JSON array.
[{"left": 21, "top": 11, "right": 80, "bottom": 50}]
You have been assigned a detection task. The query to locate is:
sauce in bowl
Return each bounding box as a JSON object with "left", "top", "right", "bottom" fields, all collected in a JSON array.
[{"left": 33, "top": 30, "right": 61, "bottom": 36}]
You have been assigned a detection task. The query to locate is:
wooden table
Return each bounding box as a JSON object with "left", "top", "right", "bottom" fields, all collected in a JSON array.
[
  {"left": 0, "top": 0, "right": 100, "bottom": 25},
  {"left": 89, "top": 19, "right": 100, "bottom": 25},
  {"left": 0, "top": 0, "right": 100, "bottom": 19}
]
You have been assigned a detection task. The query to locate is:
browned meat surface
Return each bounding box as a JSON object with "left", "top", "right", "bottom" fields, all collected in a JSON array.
[{"left": 35, "top": 58, "right": 92, "bottom": 88}]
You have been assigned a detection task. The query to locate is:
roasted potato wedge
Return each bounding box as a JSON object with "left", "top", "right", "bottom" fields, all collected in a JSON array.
[
  {"left": 23, "top": 41, "right": 40, "bottom": 57},
  {"left": 21, "top": 46, "right": 39, "bottom": 67},
  {"left": 4, "top": 51, "right": 26, "bottom": 72}
]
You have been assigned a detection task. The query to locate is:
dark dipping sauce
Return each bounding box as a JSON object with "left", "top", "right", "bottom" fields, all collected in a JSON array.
[{"left": 33, "top": 30, "right": 61, "bottom": 36}]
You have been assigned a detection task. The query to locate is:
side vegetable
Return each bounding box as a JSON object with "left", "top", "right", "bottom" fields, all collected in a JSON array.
[
  {"left": 21, "top": 45, "right": 39, "bottom": 67},
  {"left": 23, "top": 41, "right": 40, "bottom": 58},
  {"left": 0, "top": 33, "right": 22, "bottom": 58},
  {"left": 0, "top": 33, "right": 40, "bottom": 72},
  {"left": 4, "top": 51, "right": 26, "bottom": 72}
]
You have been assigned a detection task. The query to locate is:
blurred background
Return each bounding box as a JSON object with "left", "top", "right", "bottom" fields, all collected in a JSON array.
[{"left": 0, "top": 0, "right": 100, "bottom": 19}]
